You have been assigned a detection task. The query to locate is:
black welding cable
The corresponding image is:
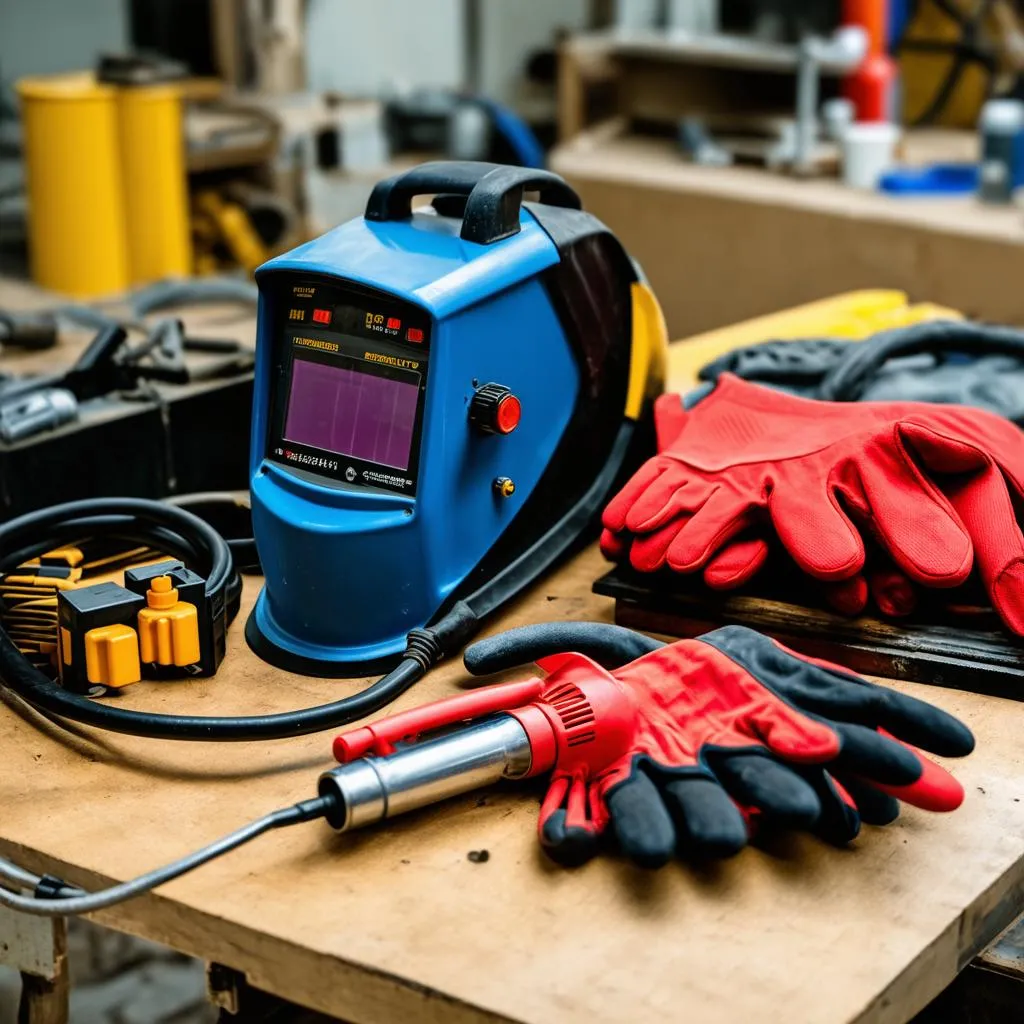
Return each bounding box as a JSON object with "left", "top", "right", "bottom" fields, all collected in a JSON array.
[
  {"left": 0, "top": 451, "right": 611, "bottom": 742},
  {"left": 0, "top": 794, "right": 335, "bottom": 916},
  {"left": 0, "top": 498, "right": 439, "bottom": 740}
]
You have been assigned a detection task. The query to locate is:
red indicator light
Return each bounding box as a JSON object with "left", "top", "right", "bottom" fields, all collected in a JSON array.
[
  {"left": 406, "top": 327, "right": 424, "bottom": 343},
  {"left": 386, "top": 317, "right": 401, "bottom": 330},
  {"left": 496, "top": 394, "right": 522, "bottom": 434},
  {"left": 312, "top": 308, "right": 331, "bottom": 324}
]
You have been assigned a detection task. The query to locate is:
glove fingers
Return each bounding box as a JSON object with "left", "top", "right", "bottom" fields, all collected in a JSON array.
[
  {"left": 702, "top": 535, "right": 771, "bottom": 589},
  {"left": 775, "top": 648, "right": 976, "bottom": 758},
  {"left": 605, "top": 771, "right": 677, "bottom": 869},
  {"left": 630, "top": 525, "right": 770, "bottom": 581},
  {"left": 746, "top": 701, "right": 842, "bottom": 763},
  {"left": 602, "top": 459, "right": 671, "bottom": 533},
  {"left": 628, "top": 518, "right": 684, "bottom": 572},
  {"left": 823, "top": 568, "right": 916, "bottom": 619},
  {"left": 539, "top": 774, "right": 602, "bottom": 868},
  {"left": 866, "top": 737, "right": 966, "bottom": 812},
  {"left": 767, "top": 484, "right": 865, "bottom": 580},
  {"left": 804, "top": 671, "right": 975, "bottom": 759},
  {"left": 789, "top": 767, "right": 862, "bottom": 845},
  {"left": 831, "top": 773, "right": 901, "bottom": 826},
  {"left": 833, "top": 722, "right": 923, "bottom": 785},
  {"left": 624, "top": 474, "right": 713, "bottom": 534},
  {"left": 702, "top": 628, "right": 975, "bottom": 759},
  {"left": 599, "top": 526, "right": 629, "bottom": 563},
  {"left": 823, "top": 574, "right": 869, "bottom": 616},
  {"left": 661, "top": 775, "right": 748, "bottom": 859},
  {"left": 709, "top": 752, "right": 821, "bottom": 828},
  {"left": 941, "top": 464, "right": 1024, "bottom": 635},
  {"left": 665, "top": 490, "right": 757, "bottom": 572},
  {"left": 869, "top": 566, "right": 918, "bottom": 617},
  {"left": 852, "top": 446, "right": 972, "bottom": 587}
]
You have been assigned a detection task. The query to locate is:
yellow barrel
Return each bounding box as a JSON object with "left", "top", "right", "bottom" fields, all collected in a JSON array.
[
  {"left": 17, "top": 73, "right": 130, "bottom": 297},
  {"left": 117, "top": 84, "right": 193, "bottom": 283}
]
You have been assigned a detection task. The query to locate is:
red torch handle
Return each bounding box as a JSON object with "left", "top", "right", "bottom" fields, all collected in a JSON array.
[{"left": 333, "top": 678, "right": 546, "bottom": 762}]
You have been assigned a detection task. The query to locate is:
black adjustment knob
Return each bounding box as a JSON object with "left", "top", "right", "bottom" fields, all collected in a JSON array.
[{"left": 469, "top": 383, "right": 521, "bottom": 435}]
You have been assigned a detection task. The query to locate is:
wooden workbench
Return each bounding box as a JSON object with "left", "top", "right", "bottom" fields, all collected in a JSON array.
[
  {"left": 550, "top": 121, "right": 1024, "bottom": 339},
  {"left": 2, "top": 287, "right": 1024, "bottom": 1024}
]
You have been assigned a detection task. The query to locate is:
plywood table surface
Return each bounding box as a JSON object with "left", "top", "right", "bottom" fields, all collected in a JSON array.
[
  {"left": 1, "top": 282, "right": 1024, "bottom": 1023},
  {"left": 2, "top": 561, "right": 1024, "bottom": 1024}
]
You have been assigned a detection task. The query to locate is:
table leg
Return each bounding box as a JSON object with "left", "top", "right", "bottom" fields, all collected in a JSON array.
[
  {"left": 207, "top": 962, "right": 349, "bottom": 1023},
  {"left": 17, "top": 969, "right": 69, "bottom": 1024},
  {"left": 0, "top": 907, "right": 68, "bottom": 1024}
]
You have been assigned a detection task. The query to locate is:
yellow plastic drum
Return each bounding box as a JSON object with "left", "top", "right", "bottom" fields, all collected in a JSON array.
[
  {"left": 117, "top": 84, "right": 192, "bottom": 283},
  {"left": 17, "top": 73, "right": 130, "bottom": 297}
]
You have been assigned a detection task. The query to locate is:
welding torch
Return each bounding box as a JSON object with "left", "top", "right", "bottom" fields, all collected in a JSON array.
[{"left": 0, "top": 624, "right": 648, "bottom": 916}]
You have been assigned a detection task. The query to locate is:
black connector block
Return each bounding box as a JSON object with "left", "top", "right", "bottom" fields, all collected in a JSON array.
[
  {"left": 124, "top": 560, "right": 225, "bottom": 677},
  {"left": 57, "top": 582, "right": 145, "bottom": 693}
]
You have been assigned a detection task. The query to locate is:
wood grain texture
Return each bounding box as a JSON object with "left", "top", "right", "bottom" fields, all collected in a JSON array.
[
  {"left": 1, "top": 271, "right": 1023, "bottom": 1021},
  {"left": 596, "top": 568, "right": 1024, "bottom": 699},
  {"left": 1, "top": 555, "right": 1024, "bottom": 1024}
]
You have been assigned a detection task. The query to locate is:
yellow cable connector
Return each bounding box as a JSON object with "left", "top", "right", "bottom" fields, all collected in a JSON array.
[
  {"left": 137, "top": 575, "right": 201, "bottom": 667},
  {"left": 84, "top": 624, "right": 141, "bottom": 689}
]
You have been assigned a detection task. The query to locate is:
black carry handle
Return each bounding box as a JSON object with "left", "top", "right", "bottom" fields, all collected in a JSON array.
[
  {"left": 818, "top": 320, "right": 1024, "bottom": 402},
  {"left": 364, "top": 160, "right": 582, "bottom": 245}
]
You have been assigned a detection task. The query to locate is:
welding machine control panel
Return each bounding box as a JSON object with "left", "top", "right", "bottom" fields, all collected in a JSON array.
[{"left": 264, "top": 278, "right": 430, "bottom": 496}]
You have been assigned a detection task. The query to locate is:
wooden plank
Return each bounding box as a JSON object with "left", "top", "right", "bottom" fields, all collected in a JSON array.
[
  {"left": 0, "top": 907, "right": 64, "bottom": 980},
  {"left": 551, "top": 125, "right": 1024, "bottom": 338},
  {"left": 1, "top": 913, "right": 69, "bottom": 1024},
  {"left": 18, "top": 971, "right": 69, "bottom": 1024},
  {"left": 1, "top": 556, "right": 1024, "bottom": 1024},
  {"left": 913, "top": 912, "right": 1024, "bottom": 1023},
  {"left": 594, "top": 566, "right": 1024, "bottom": 700}
]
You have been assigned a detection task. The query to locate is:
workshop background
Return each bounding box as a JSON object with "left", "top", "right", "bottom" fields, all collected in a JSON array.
[{"left": 2, "top": 0, "right": 1024, "bottom": 1022}]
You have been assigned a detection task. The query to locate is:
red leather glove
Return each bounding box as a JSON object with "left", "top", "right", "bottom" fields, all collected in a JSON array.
[
  {"left": 464, "top": 623, "right": 974, "bottom": 868},
  {"left": 601, "top": 391, "right": 772, "bottom": 589},
  {"left": 602, "top": 375, "right": 1024, "bottom": 632},
  {"left": 606, "top": 392, "right": 921, "bottom": 615}
]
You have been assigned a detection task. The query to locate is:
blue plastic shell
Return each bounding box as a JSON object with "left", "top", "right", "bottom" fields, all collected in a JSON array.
[{"left": 248, "top": 207, "right": 579, "bottom": 670}]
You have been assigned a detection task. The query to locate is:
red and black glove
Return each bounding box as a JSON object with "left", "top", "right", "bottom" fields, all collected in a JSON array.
[
  {"left": 464, "top": 623, "right": 974, "bottom": 868},
  {"left": 602, "top": 375, "right": 1024, "bottom": 633}
]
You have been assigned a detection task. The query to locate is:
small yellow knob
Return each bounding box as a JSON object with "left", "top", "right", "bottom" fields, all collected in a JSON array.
[{"left": 146, "top": 574, "right": 179, "bottom": 610}]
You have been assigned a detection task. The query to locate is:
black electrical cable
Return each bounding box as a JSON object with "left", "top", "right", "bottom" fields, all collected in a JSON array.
[
  {"left": 0, "top": 498, "right": 444, "bottom": 741},
  {"left": 0, "top": 453, "right": 613, "bottom": 742}
]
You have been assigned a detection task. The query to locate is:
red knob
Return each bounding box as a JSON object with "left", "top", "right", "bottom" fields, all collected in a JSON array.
[{"left": 469, "top": 383, "right": 521, "bottom": 435}]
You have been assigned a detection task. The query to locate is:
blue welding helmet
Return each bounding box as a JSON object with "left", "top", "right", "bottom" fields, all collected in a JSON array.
[{"left": 246, "top": 162, "right": 667, "bottom": 676}]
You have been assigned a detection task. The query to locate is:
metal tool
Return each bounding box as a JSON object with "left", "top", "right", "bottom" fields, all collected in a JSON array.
[
  {"left": 319, "top": 653, "right": 635, "bottom": 832},
  {"left": 0, "top": 388, "right": 78, "bottom": 443},
  {"left": 0, "top": 643, "right": 640, "bottom": 915}
]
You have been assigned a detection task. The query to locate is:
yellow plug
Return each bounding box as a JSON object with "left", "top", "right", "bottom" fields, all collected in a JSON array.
[
  {"left": 137, "top": 575, "right": 200, "bottom": 667},
  {"left": 83, "top": 624, "right": 141, "bottom": 689}
]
